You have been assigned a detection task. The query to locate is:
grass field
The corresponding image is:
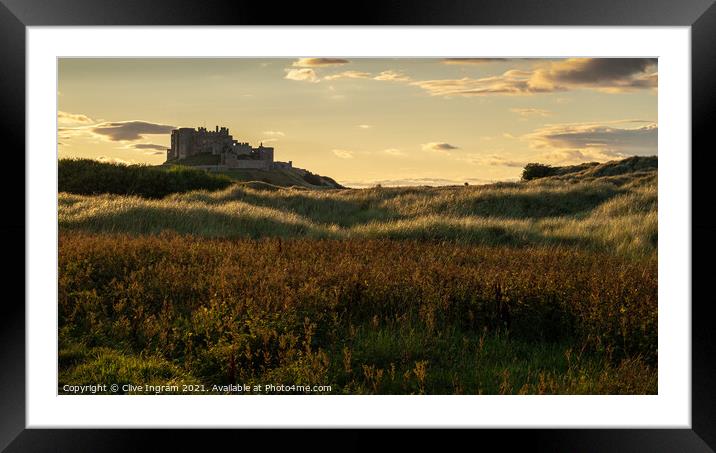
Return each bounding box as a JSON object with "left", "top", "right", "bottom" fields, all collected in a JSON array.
[{"left": 58, "top": 156, "right": 657, "bottom": 394}]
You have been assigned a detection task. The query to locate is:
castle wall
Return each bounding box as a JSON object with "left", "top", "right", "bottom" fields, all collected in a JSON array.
[
  {"left": 168, "top": 126, "right": 283, "bottom": 169},
  {"left": 227, "top": 160, "right": 272, "bottom": 170},
  {"left": 257, "top": 147, "right": 274, "bottom": 162}
]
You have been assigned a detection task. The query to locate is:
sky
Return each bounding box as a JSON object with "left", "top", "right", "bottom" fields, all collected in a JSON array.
[{"left": 58, "top": 58, "right": 657, "bottom": 187}]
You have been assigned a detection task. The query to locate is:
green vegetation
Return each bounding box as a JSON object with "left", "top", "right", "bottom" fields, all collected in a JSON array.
[
  {"left": 521, "top": 163, "right": 555, "bottom": 180},
  {"left": 58, "top": 156, "right": 658, "bottom": 394},
  {"left": 59, "top": 234, "right": 656, "bottom": 394},
  {"left": 524, "top": 155, "right": 658, "bottom": 181},
  {"left": 165, "top": 152, "right": 220, "bottom": 166},
  {"left": 213, "top": 168, "right": 342, "bottom": 189},
  {"left": 59, "top": 158, "right": 232, "bottom": 199},
  {"left": 59, "top": 162, "right": 656, "bottom": 257}
]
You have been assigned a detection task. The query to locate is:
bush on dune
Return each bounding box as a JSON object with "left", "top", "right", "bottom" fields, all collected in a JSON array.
[{"left": 58, "top": 158, "right": 231, "bottom": 199}]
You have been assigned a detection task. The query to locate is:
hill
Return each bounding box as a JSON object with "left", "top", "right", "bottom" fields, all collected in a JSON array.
[
  {"left": 524, "top": 156, "right": 657, "bottom": 185},
  {"left": 162, "top": 152, "right": 343, "bottom": 189},
  {"left": 59, "top": 158, "right": 343, "bottom": 199},
  {"left": 212, "top": 167, "right": 343, "bottom": 189},
  {"left": 59, "top": 156, "right": 657, "bottom": 257},
  {"left": 58, "top": 155, "right": 658, "bottom": 395}
]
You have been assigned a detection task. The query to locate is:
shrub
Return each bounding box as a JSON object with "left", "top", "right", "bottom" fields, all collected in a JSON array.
[
  {"left": 58, "top": 158, "right": 232, "bottom": 199},
  {"left": 522, "top": 163, "right": 556, "bottom": 181},
  {"left": 303, "top": 172, "right": 324, "bottom": 186}
]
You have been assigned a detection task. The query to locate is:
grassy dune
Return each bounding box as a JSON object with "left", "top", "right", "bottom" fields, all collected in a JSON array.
[
  {"left": 58, "top": 156, "right": 658, "bottom": 394},
  {"left": 59, "top": 169, "right": 656, "bottom": 257}
]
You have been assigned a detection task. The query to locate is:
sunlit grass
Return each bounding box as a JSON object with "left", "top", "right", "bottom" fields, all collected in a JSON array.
[
  {"left": 59, "top": 173, "right": 656, "bottom": 257},
  {"left": 58, "top": 163, "right": 658, "bottom": 394}
]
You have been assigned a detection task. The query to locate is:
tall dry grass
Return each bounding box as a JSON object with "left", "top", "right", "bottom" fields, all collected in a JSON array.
[
  {"left": 59, "top": 233, "right": 657, "bottom": 394},
  {"left": 58, "top": 166, "right": 658, "bottom": 394},
  {"left": 59, "top": 173, "right": 657, "bottom": 257}
]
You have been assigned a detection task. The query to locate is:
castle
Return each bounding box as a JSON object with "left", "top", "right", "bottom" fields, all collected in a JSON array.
[{"left": 165, "top": 126, "right": 293, "bottom": 171}]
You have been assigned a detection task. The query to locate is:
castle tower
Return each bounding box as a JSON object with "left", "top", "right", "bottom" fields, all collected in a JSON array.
[{"left": 170, "top": 128, "right": 197, "bottom": 160}]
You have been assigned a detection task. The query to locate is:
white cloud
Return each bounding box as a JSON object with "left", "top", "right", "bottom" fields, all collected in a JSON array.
[
  {"left": 284, "top": 68, "right": 319, "bottom": 82},
  {"left": 262, "top": 130, "right": 285, "bottom": 136},
  {"left": 411, "top": 70, "right": 539, "bottom": 97},
  {"left": 383, "top": 148, "right": 406, "bottom": 156},
  {"left": 332, "top": 149, "right": 354, "bottom": 159},
  {"left": 357, "top": 124, "right": 373, "bottom": 129},
  {"left": 58, "top": 111, "right": 95, "bottom": 125},
  {"left": 324, "top": 71, "right": 372, "bottom": 81},
  {"left": 374, "top": 70, "right": 412, "bottom": 82},
  {"left": 97, "top": 156, "right": 134, "bottom": 165},
  {"left": 459, "top": 153, "right": 525, "bottom": 168}
]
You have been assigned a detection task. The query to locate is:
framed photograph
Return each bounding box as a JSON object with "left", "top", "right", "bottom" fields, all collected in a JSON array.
[{"left": 3, "top": 0, "right": 714, "bottom": 450}]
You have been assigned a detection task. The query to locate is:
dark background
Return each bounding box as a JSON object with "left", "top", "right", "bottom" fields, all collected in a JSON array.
[{"left": 1, "top": 0, "right": 714, "bottom": 451}]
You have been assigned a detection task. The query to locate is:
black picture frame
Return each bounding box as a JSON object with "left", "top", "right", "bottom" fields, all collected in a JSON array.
[{"left": 2, "top": 0, "right": 714, "bottom": 450}]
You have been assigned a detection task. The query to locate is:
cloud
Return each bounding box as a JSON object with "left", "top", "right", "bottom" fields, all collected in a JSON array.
[
  {"left": 421, "top": 142, "right": 460, "bottom": 152},
  {"left": 411, "top": 70, "right": 541, "bottom": 97},
  {"left": 292, "top": 58, "right": 351, "bottom": 67},
  {"left": 130, "top": 143, "right": 168, "bottom": 151},
  {"left": 460, "top": 153, "right": 526, "bottom": 168},
  {"left": 357, "top": 124, "right": 373, "bottom": 129},
  {"left": 373, "top": 70, "right": 412, "bottom": 82},
  {"left": 411, "top": 58, "right": 657, "bottom": 97},
  {"left": 525, "top": 120, "right": 657, "bottom": 164},
  {"left": 332, "top": 149, "right": 354, "bottom": 159},
  {"left": 528, "top": 58, "right": 658, "bottom": 93},
  {"left": 144, "top": 151, "right": 166, "bottom": 155},
  {"left": 383, "top": 148, "right": 406, "bottom": 156},
  {"left": 262, "top": 130, "right": 285, "bottom": 136},
  {"left": 58, "top": 126, "right": 86, "bottom": 140},
  {"left": 97, "top": 156, "right": 134, "bottom": 165},
  {"left": 540, "top": 148, "right": 624, "bottom": 164},
  {"left": 324, "top": 71, "right": 372, "bottom": 80},
  {"left": 510, "top": 108, "right": 552, "bottom": 117},
  {"left": 322, "top": 70, "right": 411, "bottom": 82},
  {"left": 91, "top": 121, "right": 176, "bottom": 141},
  {"left": 540, "top": 58, "right": 656, "bottom": 86},
  {"left": 260, "top": 138, "right": 279, "bottom": 143},
  {"left": 58, "top": 111, "right": 95, "bottom": 125},
  {"left": 284, "top": 68, "right": 319, "bottom": 82}
]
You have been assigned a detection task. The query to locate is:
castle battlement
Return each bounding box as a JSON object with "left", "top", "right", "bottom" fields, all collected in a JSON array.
[{"left": 166, "top": 125, "right": 291, "bottom": 171}]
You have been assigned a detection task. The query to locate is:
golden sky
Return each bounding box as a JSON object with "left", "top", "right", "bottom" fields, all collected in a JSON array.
[{"left": 58, "top": 58, "right": 657, "bottom": 187}]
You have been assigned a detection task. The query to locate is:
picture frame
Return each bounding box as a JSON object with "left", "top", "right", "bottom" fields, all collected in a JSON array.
[{"left": 2, "top": 0, "right": 714, "bottom": 450}]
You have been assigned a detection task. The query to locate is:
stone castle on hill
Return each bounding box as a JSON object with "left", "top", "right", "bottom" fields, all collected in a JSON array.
[{"left": 165, "top": 125, "right": 293, "bottom": 171}]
